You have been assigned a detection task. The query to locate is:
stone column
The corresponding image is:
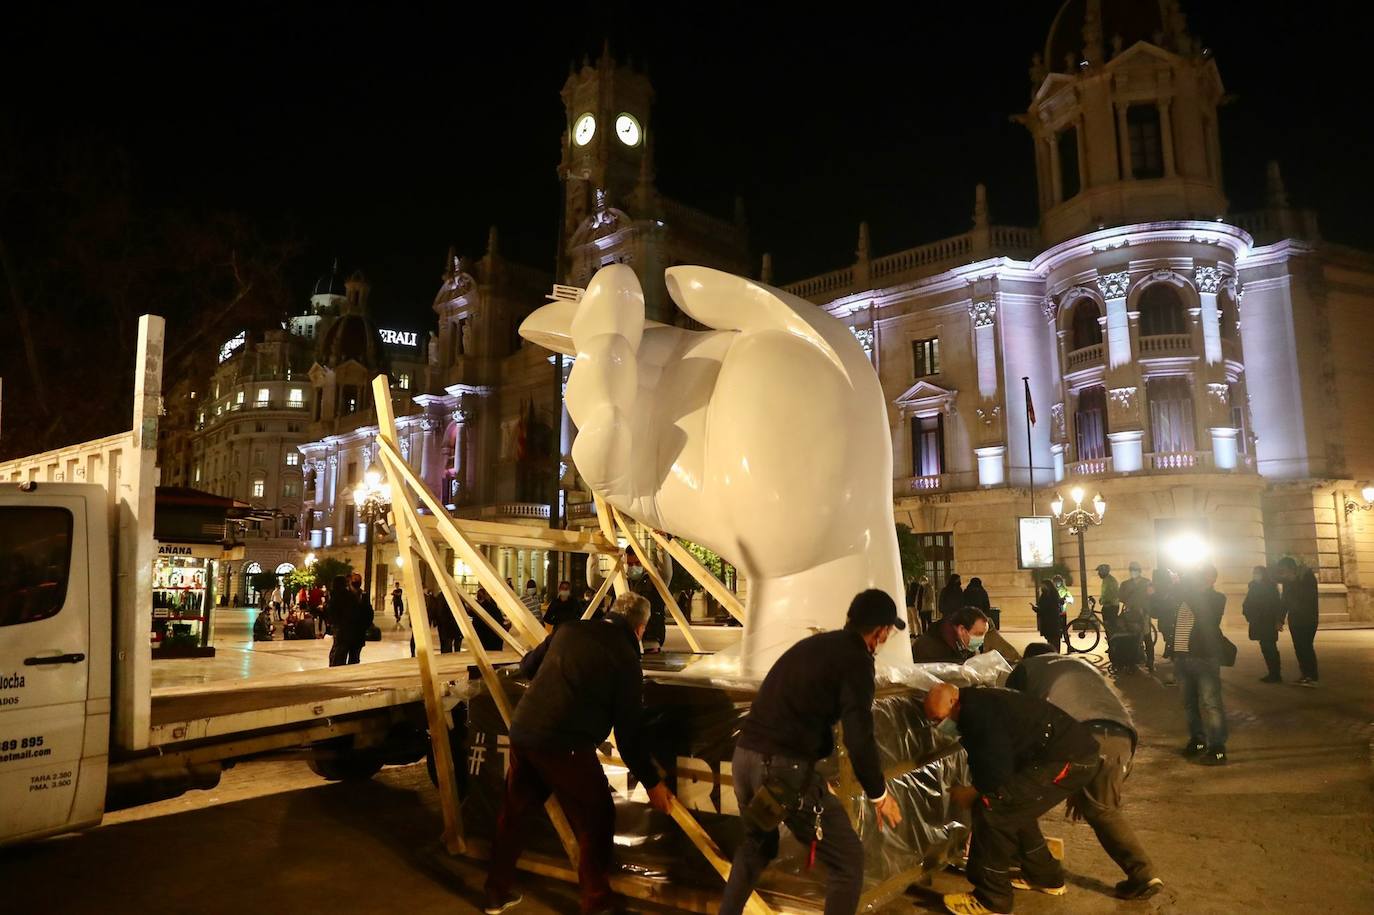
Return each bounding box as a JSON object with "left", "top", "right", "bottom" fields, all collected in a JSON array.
[
  {"left": 1107, "top": 387, "right": 1145, "bottom": 473},
  {"left": 975, "top": 445, "right": 1007, "bottom": 487},
  {"left": 1194, "top": 265, "right": 1224, "bottom": 365},
  {"left": 1050, "top": 443, "right": 1066, "bottom": 482},
  {"left": 1096, "top": 270, "right": 1132, "bottom": 368}
]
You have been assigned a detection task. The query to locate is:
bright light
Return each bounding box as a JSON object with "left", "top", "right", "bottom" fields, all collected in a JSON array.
[
  {"left": 395, "top": 555, "right": 404, "bottom": 568},
  {"left": 1092, "top": 493, "right": 1106, "bottom": 518},
  {"left": 1050, "top": 493, "right": 1065, "bottom": 517},
  {"left": 1363, "top": 485, "right": 1374, "bottom": 504},
  {"left": 353, "top": 485, "right": 367, "bottom": 507},
  {"left": 304, "top": 552, "right": 317, "bottom": 566},
  {"left": 1070, "top": 486, "right": 1084, "bottom": 506},
  {"left": 1164, "top": 533, "right": 1211, "bottom": 569},
  {"left": 365, "top": 468, "right": 382, "bottom": 488}
]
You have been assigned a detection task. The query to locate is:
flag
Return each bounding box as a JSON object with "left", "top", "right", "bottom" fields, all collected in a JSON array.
[{"left": 1023, "top": 377, "right": 1036, "bottom": 426}]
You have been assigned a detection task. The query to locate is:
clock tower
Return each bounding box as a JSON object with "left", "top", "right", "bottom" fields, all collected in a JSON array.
[{"left": 558, "top": 42, "right": 653, "bottom": 242}]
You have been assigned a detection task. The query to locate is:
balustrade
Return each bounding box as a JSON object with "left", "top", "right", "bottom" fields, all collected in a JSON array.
[{"left": 1065, "top": 343, "right": 1104, "bottom": 371}]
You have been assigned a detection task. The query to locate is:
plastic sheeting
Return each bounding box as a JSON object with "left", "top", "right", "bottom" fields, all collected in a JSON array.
[{"left": 459, "top": 660, "right": 989, "bottom": 911}]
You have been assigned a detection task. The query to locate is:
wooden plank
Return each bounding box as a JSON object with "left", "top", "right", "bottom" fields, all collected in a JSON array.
[
  {"left": 642, "top": 526, "right": 747, "bottom": 624},
  {"left": 373, "top": 375, "right": 466, "bottom": 855},
  {"left": 581, "top": 559, "right": 620, "bottom": 620},
  {"left": 417, "top": 513, "right": 618, "bottom": 554},
  {"left": 592, "top": 493, "right": 630, "bottom": 595},
  {"left": 610, "top": 506, "right": 703, "bottom": 653}
]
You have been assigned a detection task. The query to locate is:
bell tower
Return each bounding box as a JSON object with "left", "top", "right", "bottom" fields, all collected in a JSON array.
[
  {"left": 558, "top": 41, "right": 654, "bottom": 242},
  {"left": 1023, "top": 0, "right": 1227, "bottom": 244}
]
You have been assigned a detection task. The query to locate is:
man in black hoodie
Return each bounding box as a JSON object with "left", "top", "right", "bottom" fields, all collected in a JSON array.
[
  {"left": 720, "top": 590, "right": 905, "bottom": 915},
  {"left": 483, "top": 593, "right": 673, "bottom": 915}
]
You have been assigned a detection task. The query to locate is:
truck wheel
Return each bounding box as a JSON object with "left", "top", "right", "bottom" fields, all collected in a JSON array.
[{"left": 308, "top": 738, "right": 384, "bottom": 782}]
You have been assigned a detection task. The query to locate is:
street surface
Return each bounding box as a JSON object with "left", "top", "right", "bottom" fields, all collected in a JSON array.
[{"left": 4, "top": 626, "right": 1371, "bottom": 914}]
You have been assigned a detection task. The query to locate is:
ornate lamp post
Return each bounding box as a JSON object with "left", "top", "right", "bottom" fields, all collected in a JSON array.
[
  {"left": 1051, "top": 486, "right": 1106, "bottom": 613},
  {"left": 352, "top": 469, "right": 392, "bottom": 609},
  {"left": 1343, "top": 485, "right": 1374, "bottom": 518}
]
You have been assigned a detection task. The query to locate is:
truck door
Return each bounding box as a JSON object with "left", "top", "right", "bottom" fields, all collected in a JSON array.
[{"left": 0, "top": 495, "right": 93, "bottom": 844}]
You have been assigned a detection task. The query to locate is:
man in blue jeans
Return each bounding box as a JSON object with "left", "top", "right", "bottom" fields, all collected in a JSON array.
[{"left": 1174, "top": 565, "right": 1229, "bottom": 766}]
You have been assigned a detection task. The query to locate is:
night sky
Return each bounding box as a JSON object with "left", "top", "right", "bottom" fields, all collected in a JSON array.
[{"left": 5, "top": 0, "right": 1372, "bottom": 332}]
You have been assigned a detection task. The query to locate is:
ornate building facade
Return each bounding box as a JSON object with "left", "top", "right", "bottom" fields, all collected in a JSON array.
[{"left": 776, "top": 0, "right": 1374, "bottom": 620}]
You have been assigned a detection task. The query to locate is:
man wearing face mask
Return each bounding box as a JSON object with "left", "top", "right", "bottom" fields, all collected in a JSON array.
[
  {"left": 913, "top": 606, "right": 990, "bottom": 663},
  {"left": 924, "top": 682, "right": 1101, "bottom": 915},
  {"left": 542, "top": 579, "right": 582, "bottom": 630},
  {"left": 623, "top": 548, "right": 666, "bottom": 652},
  {"left": 720, "top": 589, "right": 905, "bottom": 915}
]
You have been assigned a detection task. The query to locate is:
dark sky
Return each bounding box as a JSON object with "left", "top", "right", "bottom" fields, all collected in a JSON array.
[{"left": 5, "top": 1, "right": 1371, "bottom": 330}]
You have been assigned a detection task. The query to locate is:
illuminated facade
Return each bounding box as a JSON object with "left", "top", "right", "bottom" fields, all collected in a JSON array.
[{"left": 779, "top": 0, "right": 1374, "bottom": 621}]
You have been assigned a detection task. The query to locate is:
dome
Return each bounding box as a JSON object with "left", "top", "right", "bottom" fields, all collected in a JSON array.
[
  {"left": 1045, "top": 0, "right": 1168, "bottom": 73},
  {"left": 313, "top": 259, "right": 345, "bottom": 298},
  {"left": 316, "top": 313, "right": 389, "bottom": 371}
]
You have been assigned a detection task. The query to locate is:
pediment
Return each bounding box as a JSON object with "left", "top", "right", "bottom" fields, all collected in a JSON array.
[
  {"left": 1103, "top": 41, "right": 1179, "bottom": 71},
  {"left": 894, "top": 381, "right": 957, "bottom": 416}
]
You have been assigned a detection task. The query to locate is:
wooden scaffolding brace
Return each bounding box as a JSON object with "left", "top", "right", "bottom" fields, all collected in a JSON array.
[{"left": 370, "top": 376, "right": 773, "bottom": 915}]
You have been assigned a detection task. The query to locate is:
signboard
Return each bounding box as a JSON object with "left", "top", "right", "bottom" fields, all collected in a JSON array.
[
  {"left": 156, "top": 542, "right": 225, "bottom": 560},
  {"left": 1017, "top": 516, "right": 1055, "bottom": 570},
  {"left": 379, "top": 328, "right": 420, "bottom": 347}
]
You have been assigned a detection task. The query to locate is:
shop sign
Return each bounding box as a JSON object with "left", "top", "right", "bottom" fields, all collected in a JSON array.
[{"left": 157, "top": 542, "right": 224, "bottom": 560}]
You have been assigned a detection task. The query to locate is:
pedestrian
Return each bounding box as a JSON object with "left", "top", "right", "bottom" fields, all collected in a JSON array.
[
  {"left": 1052, "top": 574, "right": 1074, "bottom": 615},
  {"left": 1118, "top": 562, "right": 1152, "bottom": 668},
  {"left": 721, "top": 590, "right": 904, "bottom": 915},
  {"left": 913, "top": 606, "right": 990, "bottom": 663},
  {"left": 1097, "top": 564, "right": 1120, "bottom": 635},
  {"left": 433, "top": 590, "right": 462, "bottom": 654},
  {"left": 1175, "top": 565, "right": 1229, "bottom": 765},
  {"left": 1035, "top": 579, "right": 1063, "bottom": 654},
  {"left": 913, "top": 574, "right": 935, "bottom": 633},
  {"left": 938, "top": 573, "right": 964, "bottom": 619},
  {"left": 1275, "top": 556, "right": 1319, "bottom": 686},
  {"left": 471, "top": 587, "right": 507, "bottom": 652},
  {"left": 325, "top": 575, "right": 367, "bottom": 666},
  {"left": 1243, "top": 565, "right": 1285, "bottom": 683},
  {"left": 1007, "top": 647, "right": 1163, "bottom": 900},
  {"left": 543, "top": 580, "right": 582, "bottom": 630},
  {"left": 624, "top": 549, "right": 666, "bottom": 651},
  {"left": 1150, "top": 570, "right": 1180, "bottom": 658},
  {"left": 391, "top": 584, "right": 404, "bottom": 626},
  {"left": 521, "top": 578, "right": 541, "bottom": 619},
  {"left": 483, "top": 593, "right": 674, "bottom": 915},
  {"left": 963, "top": 577, "right": 991, "bottom": 618},
  {"left": 924, "top": 683, "right": 1101, "bottom": 915}
]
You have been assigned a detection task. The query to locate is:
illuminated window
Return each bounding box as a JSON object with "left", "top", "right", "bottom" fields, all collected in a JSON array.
[
  {"left": 252, "top": 479, "right": 265, "bottom": 498},
  {"left": 912, "top": 338, "right": 941, "bottom": 377},
  {"left": 1075, "top": 385, "right": 1111, "bottom": 461},
  {"left": 283, "top": 481, "right": 300, "bottom": 499},
  {"left": 289, "top": 388, "right": 303, "bottom": 405},
  {"left": 257, "top": 388, "right": 270, "bottom": 404},
  {"left": 397, "top": 373, "right": 411, "bottom": 390},
  {"left": 1147, "top": 376, "right": 1196, "bottom": 455},
  {"left": 236, "top": 390, "right": 245, "bottom": 405},
  {"left": 286, "top": 452, "right": 300, "bottom": 466},
  {"left": 193, "top": 465, "right": 202, "bottom": 483}
]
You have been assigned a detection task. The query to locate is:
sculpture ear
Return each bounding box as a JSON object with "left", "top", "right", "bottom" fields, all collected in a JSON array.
[
  {"left": 664, "top": 265, "right": 850, "bottom": 379},
  {"left": 518, "top": 299, "right": 578, "bottom": 356}
]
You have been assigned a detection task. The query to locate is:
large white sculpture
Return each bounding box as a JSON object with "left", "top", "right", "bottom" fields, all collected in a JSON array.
[{"left": 521, "top": 265, "right": 910, "bottom": 672}]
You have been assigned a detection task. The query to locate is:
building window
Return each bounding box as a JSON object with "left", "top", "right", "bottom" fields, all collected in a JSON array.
[
  {"left": 283, "top": 481, "right": 300, "bottom": 499},
  {"left": 918, "top": 532, "right": 955, "bottom": 595},
  {"left": 1230, "top": 384, "right": 1249, "bottom": 455},
  {"left": 286, "top": 452, "right": 300, "bottom": 467},
  {"left": 281, "top": 515, "right": 297, "bottom": 532},
  {"left": 1057, "top": 125, "right": 1080, "bottom": 200},
  {"left": 397, "top": 373, "right": 412, "bottom": 390},
  {"left": 252, "top": 449, "right": 265, "bottom": 468},
  {"left": 1075, "top": 385, "right": 1111, "bottom": 461},
  {"left": 912, "top": 338, "right": 941, "bottom": 377},
  {"left": 1138, "top": 284, "right": 1187, "bottom": 337},
  {"left": 1147, "top": 376, "right": 1196, "bottom": 455},
  {"left": 910, "top": 414, "right": 945, "bottom": 477},
  {"left": 257, "top": 387, "right": 270, "bottom": 405},
  {"left": 289, "top": 388, "right": 303, "bottom": 406},
  {"left": 344, "top": 505, "right": 356, "bottom": 532},
  {"left": 252, "top": 478, "right": 265, "bottom": 498},
  {"left": 1069, "top": 299, "right": 1103, "bottom": 350},
  {"left": 193, "top": 464, "right": 202, "bottom": 483},
  {"left": 236, "top": 390, "right": 245, "bottom": 405},
  {"left": 347, "top": 462, "right": 358, "bottom": 485},
  {"left": 1127, "top": 104, "right": 1164, "bottom": 179}
]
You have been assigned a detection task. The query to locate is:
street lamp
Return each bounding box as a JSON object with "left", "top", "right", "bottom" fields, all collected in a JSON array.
[
  {"left": 353, "top": 468, "right": 392, "bottom": 609},
  {"left": 1051, "top": 487, "right": 1106, "bottom": 613},
  {"left": 1344, "top": 485, "right": 1374, "bottom": 518}
]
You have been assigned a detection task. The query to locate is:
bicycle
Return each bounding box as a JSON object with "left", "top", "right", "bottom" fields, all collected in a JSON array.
[{"left": 1064, "top": 595, "right": 1104, "bottom": 654}]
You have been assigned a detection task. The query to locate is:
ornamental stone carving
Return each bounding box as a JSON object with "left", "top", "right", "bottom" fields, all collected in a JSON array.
[
  {"left": 1143, "top": 268, "right": 1178, "bottom": 286},
  {"left": 1207, "top": 382, "right": 1229, "bottom": 407},
  {"left": 849, "top": 325, "right": 875, "bottom": 358},
  {"left": 1107, "top": 386, "right": 1140, "bottom": 428},
  {"left": 1041, "top": 295, "right": 1058, "bottom": 322},
  {"left": 969, "top": 300, "right": 997, "bottom": 328},
  {"left": 976, "top": 403, "right": 1002, "bottom": 426},
  {"left": 1194, "top": 265, "right": 1222, "bottom": 294},
  {"left": 1051, "top": 403, "right": 1066, "bottom": 441},
  {"left": 975, "top": 401, "right": 1003, "bottom": 446},
  {"left": 1096, "top": 271, "right": 1130, "bottom": 299},
  {"left": 327, "top": 455, "right": 338, "bottom": 470},
  {"left": 399, "top": 436, "right": 411, "bottom": 460},
  {"left": 1108, "top": 386, "right": 1137, "bottom": 411}
]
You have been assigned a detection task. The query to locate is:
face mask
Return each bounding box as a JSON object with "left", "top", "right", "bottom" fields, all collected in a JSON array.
[
  {"left": 967, "top": 634, "right": 985, "bottom": 651},
  {"left": 935, "top": 717, "right": 959, "bottom": 739},
  {"left": 627, "top": 566, "right": 645, "bottom": 580},
  {"left": 525, "top": 588, "right": 536, "bottom": 596},
  {"left": 558, "top": 589, "right": 570, "bottom": 598}
]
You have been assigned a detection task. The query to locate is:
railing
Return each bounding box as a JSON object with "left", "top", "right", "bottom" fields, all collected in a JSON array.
[
  {"left": 479, "top": 502, "right": 551, "bottom": 520},
  {"left": 871, "top": 235, "right": 973, "bottom": 281},
  {"left": 1065, "top": 343, "right": 1104, "bottom": 371},
  {"left": 989, "top": 225, "right": 1040, "bottom": 255},
  {"left": 1148, "top": 451, "right": 1213, "bottom": 471},
  {"left": 1067, "top": 457, "right": 1113, "bottom": 476},
  {"left": 1138, "top": 333, "right": 1192, "bottom": 356},
  {"left": 783, "top": 267, "right": 855, "bottom": 300},
  {"left": 566, "top": 501, "right": 598, "bottom": 521}
]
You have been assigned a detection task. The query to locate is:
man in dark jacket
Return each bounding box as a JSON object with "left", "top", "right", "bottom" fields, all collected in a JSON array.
[
  {"left": 1174, "top": 565, "right": 1229, "bottom": 765},
  {"left": 938, "top": 573, "right": 965, "bottom": 618},
  {"left": 913, "top": 606, "right": 990, "bottom": 663},
  {"left": 542, "top": 579, "right": 583, "bottom": 630},
  {"left": 1243, "top": 565, "right": 1285, "bottom": 682},
  {"left": 484, "top": 593, "right": 673, "bottom": 915},
  {"left": 431, "top": 590, "right": 462, "bottom": 654},
  {"left": 325, "top": 575, "right": 368, "bottom": 666},
  {"left": 1276, "top": 556, "right": 1319, "bottom": 686},
  {"left": 1008, "top": 649, "right": 1161, "bottom": 900},
  {"left": 721, "top": 590, "right": 904, "bottom": 915},
  {"left": 925, "top": 684, "right": 1101, "bottom": 915}
]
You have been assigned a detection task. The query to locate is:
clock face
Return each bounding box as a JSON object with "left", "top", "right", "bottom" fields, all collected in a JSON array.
[
  {"left": 615, "top": 113, "right": 642, "bottom": 147},
  {"left": 573, "top": 113, "right": 596, "bottom": 147}
]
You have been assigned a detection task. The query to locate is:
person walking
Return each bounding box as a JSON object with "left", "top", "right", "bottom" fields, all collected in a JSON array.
[
  {"left": 542, "top": 580, "right": 582, "bottom": 630},
  {"left": 1243, "top": 565, "right": 1285, "bottom": 683},
  {"left": 1035, "top": 579, "right": 1063, "bottom": 654},
  {"left": 963, "top": 577, "right": 991, "bottom": 618},
  {"left": 913, "top": 606, "right": 990, "bottom": 663},
  {"left": 1007, "top": 648, "right": 1163, "bottom": 900},
  {"left": 1175, "top": 565, "right": 1229, "bottom": 765},
  {"left": 938, "top": 573, "right": 965, "bottom": 619},
  {"left": 391, "top": 584, "right": 404, "bottom": 626},
  {"left": 325, "top": 575, "right": 367, "bottom": 667},
  {"left": 433, "top": 590, "right": 462, "bottom": 654},
  {"left": 720, "top": 590, "right": 904, "bottom": 915},
  {"left": 913, "top": 574, "right": 935, "bottom": 633},
  {"left": 483, "top": 593, "right": 674, "bottom": 915},
  {"left": 924, "top": 683, "right": 1101, "bottom": 915},
  {"left": 1097, "top": 564, "right": 1120, "bottom": 635},
  {"left": 1118, "top": 562, "right": 1152, "bottom": 669},
  {"left": 1275, "top": 556, "right": 1319, "bottom": 686},
  {"left": 471, "top": 587, "right": 507, "bottom": 653}
]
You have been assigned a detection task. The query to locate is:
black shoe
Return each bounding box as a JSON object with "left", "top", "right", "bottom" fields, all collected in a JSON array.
[
  {"left": 1296, "top": 677, "right": 1319, "bottom": 688},
  {"left": 1116, "top": 876, "right": 1164, "bottom": 900},
  {"left": 483, "top": 892, "right": 523, "bottom": 914},
  {"left": 1259, "top": 674, "right": 1282, "bottom": 683},
  {"left": 1178, "top": 740, "right": 1206, "bottom": 758},
  {"left": 1194, "top": 748, "right": 1227, "bottom": 766}
]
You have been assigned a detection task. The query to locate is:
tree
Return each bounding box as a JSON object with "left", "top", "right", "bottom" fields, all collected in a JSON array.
[
  {"left": 895, "top": 523, "right": 925, "bottom": 587},
  {"left": 312, "top": 557, "right": 354, "bottom": 590},
  {"left": 284, "top": 566, "right": 315, "bottom": 593}
]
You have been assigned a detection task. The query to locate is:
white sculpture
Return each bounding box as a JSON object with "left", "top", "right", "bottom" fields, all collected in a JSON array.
[{"left": 521, "top": 265, "right": 910, "bottom": 672}]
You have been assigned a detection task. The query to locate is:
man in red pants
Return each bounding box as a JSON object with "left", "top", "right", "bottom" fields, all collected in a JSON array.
[{"left": 483, "top": 593, "right": 673, "bottom": 914}]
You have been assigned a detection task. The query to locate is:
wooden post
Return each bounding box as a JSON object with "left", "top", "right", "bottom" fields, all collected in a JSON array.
[
  {"left": 593, "top": 493, "right": 630, "bottom": 595},
  {"left": 580, "top": 559, "right": 620, "bottom": 620},
  {"left": 610, "top": 506, "right": 703, "bottom": 653},
  {"left": 641, "top": 526, "right": 746, "bottom": 625},
  {"left": 372, "top": 376, "right": 466, "bottom": 855}
]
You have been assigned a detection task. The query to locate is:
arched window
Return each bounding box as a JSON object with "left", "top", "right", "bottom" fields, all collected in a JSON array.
[
  {"left": 1069, "top": 299, "right": 1103, "bottom": 350},
  {"left": 1074, "top": 385, "right": 1111, "bottom": 461},
  {"left": 1138, "top": 284, "right": 1187, "bottom": 337},
  {"left": 1218, "top": 287, "right": 1239, "bottom": 341}
]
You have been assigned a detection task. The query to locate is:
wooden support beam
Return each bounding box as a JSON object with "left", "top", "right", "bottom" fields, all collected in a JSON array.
[
  {"left": 610, "top": 506, "right": 703, "bottom": 654},
  {"left": 371, "top": 377, "right": 466, "bottom": 855},
  {"left": 418, "top": 514, "right": 618, "bottom": 555},
  {"left": 581, "top": 559, "right": 620, "bottom": 620},
  {"left": 641, "top": 526, "right": 746, "bottom": 625},
  {"left": 592, "top": 493, "right": 629, "bottom": 595}
]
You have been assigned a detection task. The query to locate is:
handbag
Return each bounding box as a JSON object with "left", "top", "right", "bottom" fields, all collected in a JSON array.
[
  {"left": 1218, "top": 633, "right": 1238, "bottom": 667},
  {"left": 744, "top": 763, "right": 811, "bottom": 831}
]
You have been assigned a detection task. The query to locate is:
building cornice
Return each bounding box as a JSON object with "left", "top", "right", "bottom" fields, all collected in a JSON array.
[{"left": 1033, "top": 221, "right": 1253, "bottom": 275}]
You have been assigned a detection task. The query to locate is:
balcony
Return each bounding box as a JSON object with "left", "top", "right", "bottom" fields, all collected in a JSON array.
[
  {"left": 1065, "top": 343, "right": 1104, "bottom": 372},
  {"left": 1067, "top": 457, "right": 1113, "bottom": 476},
  {"left": 1138, "top": 334, "right": 1192, "bottom": 357}
]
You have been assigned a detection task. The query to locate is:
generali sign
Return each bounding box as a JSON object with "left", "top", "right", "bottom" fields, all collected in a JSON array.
[{"left": 380, "top": 329, "right": 419, "bottom": 347}]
